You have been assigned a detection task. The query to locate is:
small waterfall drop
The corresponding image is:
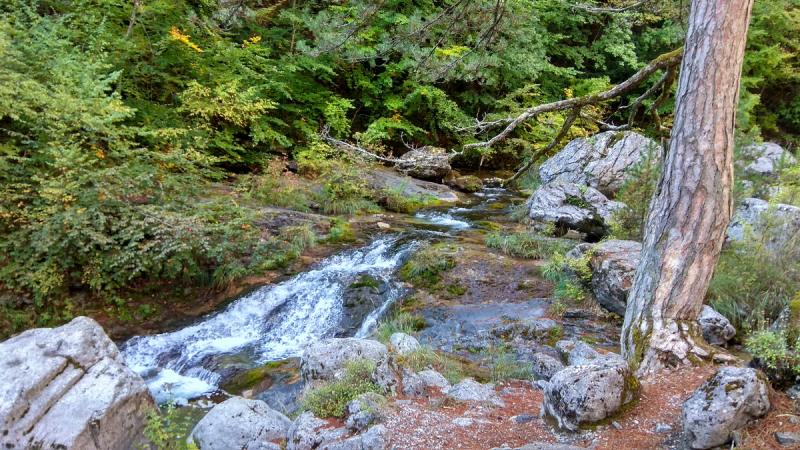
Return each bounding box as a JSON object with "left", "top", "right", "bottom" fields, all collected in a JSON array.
[{"left": 121, "top": 237, "right": 416, "bottom": 403}]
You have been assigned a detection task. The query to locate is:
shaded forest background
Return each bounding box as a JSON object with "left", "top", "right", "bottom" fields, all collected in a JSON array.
[{"left": 1, "top": 0, "right": 798, "bottom": 333}]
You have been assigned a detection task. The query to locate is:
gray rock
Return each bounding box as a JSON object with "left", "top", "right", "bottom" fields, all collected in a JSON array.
[
  {"left": 400, "top": 368, "right": 429, "bottom": 398},
  {"left": 443, "top": 172, "right": 484, "bottom": 193},
  {"left": 447, "top": 378, "right": 506, "bottom": 407},
  {"left": 527, "top": 182, "right": 626, "bottom": 240},
  {"left": 322, "top": 425, "right": 387, "bottom": 450},
  {"left": 0, "top": 317, "right": 157, "bottom": 450},
  {"left": 775, "top": 431, "right": 800, "bottom": 446},
  {"left": 345, "top": 392, "right": 386, "bottom": 433},
  {"left": 726, "top": 198, "right": 800, "bottom": 254},
  {"left": 588, "top": 240, "right": 641, "bottom": 316},
  {"left": 555, "top": 340, "right": 620, "bottom": 366},
  {"left": 490, "top": 318, "right": 558, "bottom": 341},
  {"left": 743, "top": 142, "right": 797, "bottom": 178},
  {"left": 396, "top": 147, "right": 452, "bottom": 181},
  {"left": 682, "top": 367, "right": 770, "bottom": 449},
  {"left": 389, "top": 333, "right": 420, "bottom": 355},
  {"left": 542, "top": 358, "right": 639, "bottom": 432},
  {"left": 529, "top": 353, "right": 564, "bottom": 381},
  {"left": 287, "top": 411, "right": 349, "bottom": 450},
  {"left": 190, "top": 397, "right": 292, "bottom": 450},
  {"left": 698, "top": 305, "right": 736, "bottom": 345},
  {"left": 301, "top": 338, "right": 398, "bottom": 393},
  {"left": 539, "top": 131, "right": 658, "bottom": 195},
  {"left": 417, "top": 370, "right": 451, "bottom": 390},
  {"left": 513, "top": 414, "right": 538, "bottom": 424},
  {"left": 656, "top": 423, "right": 672, "bottom": 433},
  {"left": 365, "top": 167, "right": 460, "bottom": 203}
]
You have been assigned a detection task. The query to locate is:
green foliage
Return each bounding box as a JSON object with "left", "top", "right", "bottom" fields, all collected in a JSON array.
[
  {"left": 609, "top": 143, "right": 662, "bottom": 240},
  {"left": 375, "top": 311, "right": 427, "bottom": 344},
  {"left": 298, "top": 359, "right": 382, "bottom": 418},
  {"left": 484, "top": 232, "right": 572, "bottom": 259},
  {"left": 401, "top": 345, "right": 481, "bottom": 385},
  {"left": 327, "top": 218, "right": 355, "bottom": 243},
  {"left": 381, "top": 182, "right": 439, "bottom": 213},
  {"left": 541, "top": 251, "right": 593, "bottom": 304},
  {"left": 399, "top": 243, "right": 456, "bottom": 286},
  {"left": 141, "top": 404, "right": 198, "bottom": 450}
]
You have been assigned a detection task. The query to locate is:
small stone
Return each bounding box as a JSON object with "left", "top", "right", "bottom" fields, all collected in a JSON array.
[
  {"left": 791, "top": 416, "right": 799, "bottom": 424},
  {"left": 377, "top": 222, "right": 391, "bottom": 229},
  {"left": 776, "top": 431, "right": 800, "bottom": 446},
  {"left": 655, "top": 423, "right": 672, "bottom": 433},
  {"left": 514, "top": 414, "right": 538, "bottom": 424},
  {"left": 452, "top": 418, "right": 474, "bottom": 427},
  {"left": 612, "top": 421, "right": 622, "bottom": 430}
]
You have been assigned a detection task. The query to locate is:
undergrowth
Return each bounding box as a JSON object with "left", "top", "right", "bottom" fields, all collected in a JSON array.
[
  {"left": 298, "top": 359, "right": 382, "bottom": 418},
  {"left": 399, "top": 243, "right": 456, "bottom": 286},
  {"left": 485, "top": 232, "right": 572, "bottom": 259}
]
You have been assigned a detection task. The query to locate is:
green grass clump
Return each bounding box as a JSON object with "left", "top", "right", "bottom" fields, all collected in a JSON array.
[
  {"left": 299, "top": 359, "right": 382, "bottom": 418},
  {"left": 399, "top": 243, "right": 456, "bottom": 286},
  {"left": 375, "top": 311, "right": 427, "bottom": 344},
  {"left": 381, "top": 182, "right": 440, "bottom": 213},
  {"left": 401, "top": 345, "right": 490, "bottom": 385},
  {"left": 485, "top": 232, "right": 572, "bottom": 259}
]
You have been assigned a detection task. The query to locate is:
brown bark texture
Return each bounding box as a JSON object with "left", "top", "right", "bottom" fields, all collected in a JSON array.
[{"left": 621, "top": 0, "right": 754, "bottom": 375}]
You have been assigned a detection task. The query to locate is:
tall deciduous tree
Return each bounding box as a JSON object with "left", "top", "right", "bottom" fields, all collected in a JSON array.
[{"left": 621, "top": 0, "right": 755, "bottom": 375}]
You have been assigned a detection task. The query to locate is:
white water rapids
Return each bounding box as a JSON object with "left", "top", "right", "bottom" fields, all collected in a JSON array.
[{"left": 121, "top": 237, "right": 416, "bottom": 403}]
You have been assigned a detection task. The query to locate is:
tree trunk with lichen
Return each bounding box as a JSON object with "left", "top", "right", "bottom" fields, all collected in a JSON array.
[{"left": 621, "top": 0, "right": 754, "bottom": 376}]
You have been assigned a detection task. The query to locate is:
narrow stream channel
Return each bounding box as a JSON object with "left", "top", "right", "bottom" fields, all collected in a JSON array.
[{"left": 121, "top": 184, "right": 527, "bottom": 404}]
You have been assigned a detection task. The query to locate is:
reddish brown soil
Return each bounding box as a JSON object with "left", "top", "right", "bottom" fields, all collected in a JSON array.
[{"left": 382, "top": 367, "right": 800, "bottom": 450}]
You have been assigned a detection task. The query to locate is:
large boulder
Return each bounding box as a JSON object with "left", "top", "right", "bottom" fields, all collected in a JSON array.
[
  {"left": 565, "top": 240, "right": 642, "bottom": 316},
  {"left": 682, "top": 367, "right": 770, "bottom": 449},
  {"left": 301, "top": 338, "right": 399, "bottom": 393},
  {"left": 527, "top": 182, "right": 626, "bottom": 240},
  {"left": 447, "top": 378, "right": 506, "bottom": 407},
  {"left": 542, "top": 358, "right": 639, "bottom": 432},
  {"left": 529, "top": 353, "right": 564, "bottom": 381},
  {"left": 726, "top": 198, "right": 800, "bottom": 253},
  {"left": 345, "top": 392, "right": 386, "bottom": 432},
  {"left": 0, "top": 317, "right": 157, "bottom": 450},
  {"left": 539, "top": 131, "right": 658, "bottom": 195},
  {"left": 742, "top": 142, "right": 797, "bottom": 178},
  {"left": 389, "top": 333, "right": 420, "bottom": 355},
  {"left": 395, "top": 147, "right": 452, "bottom": 181},
  {"left": 555, "top": 340, "right": 621, "bottom": 366},
  {"left": 698, "top": 305, "right": 736, "bottom": 346},
  {"left": 189, "top": 397, "right": 292, "bottom": 450}
]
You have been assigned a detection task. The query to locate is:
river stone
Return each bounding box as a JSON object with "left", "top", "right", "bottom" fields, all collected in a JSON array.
[
  {"left": 301, "top": 338, "right": 399, "bottom": 393},
  {"left": 743, "top": 142, "right": 797, "bottom": 177},
  {"left": 589, "top": 240, "right": 641, "bottom": 316},
  {"left": 345, "top": 392, "right": 386, "bottom": 432},
  {"left": 448, "top": 378, "right": 506, "bottom": 407},
  {"left": 400, "top": 367, "right": 429, "bottom": 398},
  {"left": 0, "top": 316, "right": 157, "bottom": 450},
  {"left": 530, "top": 353, "right": 564, "bottom": 381},
  {"left": 337, "top": 275, "right": 392, "bottom": 338},
  {"left": 726, "top": 198, "right": 800, "bottom": 253},
  {"left": 395, "top": 147, "right": 451, "bottom": 181},
  {"left": 682, "top": 367, "right": 770, "bottom": 449},
  {"left": 527, "top": 181, "right": 626, "bottom": 241},
  {"left": 417, "top": 370, "right": 451, "bottom": 390},
  {"left": 189, "top": 397, "right": 292, "bottom": 450},
  {"left": 322, "top": 424, "right": 388, "bottom": 450},
  {"left": 542, "top": 358, "right": 639, "bottom": 432},
  {"left": 539, "top": 131, "right": 658, "bottom": 195},
  {"left": 448, "top": 175, "right": 484, "bottom": 193},
  {"left": 698, "top": 305, "right": 736, "bottom": 345},
  {"left": 555, "top": 340, "right": 620, "bottom": 366},
  {"left": 775, "top": 431, "right": 800, "bottom": 446},
  {"left": 389, "top": 333, "right": 421, "bottom": 355},
  {"left": 364, "top": 167, "right": 460, "bottom": 203},
  {"left": 287, "top": 411, "right": 349, "bottom": 450}
]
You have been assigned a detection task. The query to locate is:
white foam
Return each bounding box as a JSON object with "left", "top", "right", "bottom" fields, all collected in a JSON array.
[{"left": 414, "top": 212, "right": 471, "bottom": 229}]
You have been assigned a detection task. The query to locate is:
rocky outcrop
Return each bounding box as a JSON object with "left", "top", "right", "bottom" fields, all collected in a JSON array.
[
  {"left": 189, "top": 397, "right": 292, "bottom": 450},
  {"left": 287, "top": 411, "right": 349, "bottom": 450},
  {"left": 447, "top": 378, "right": 506, "bottom": 407},
  {"left": 389, "top": 333, "right": 420, "bottom": 355},
  {"left": 443, "top": 171, "right": 484, "bottom": 193},
  {"left": 345, "top": 392, "right": 386, "bottom": 433},
  {"left": 400, "top": 368, "right": 429, "bottom": 398},
  {"left": 726, "top": 198, "right": 800, "bottom": 253},
  {"left": 364, "top": 166, "right": 460, "bottom": 203},
  {"left": 587, "top": 240, "right": 641, "bottom": 316},
  {"left": 742, "top": 142, "right": 797, "bottom": 178},
  {"left": 698, "top": 305, "right": 736, "bottom": 346},
  {"left": 682, "top": 367, "right": 770, "bottom": 449},
  {"left": 417, "top": 370, "right": 451, "bottom": 390},
  {"left": 323, "top": 425, "right": 387, "bottom": 450},
  {"left": 301, "top": 338, "right": 399, "bottom": 393},
  {"left": 529, "top": 353, "right": 564, "bottom": 381},
  {"left": 527, "top": 182, "right": 626, "bottom": 240},
  {"left": 0, "top": 317, "right": 157, "bottom": 450},
  {"left": 555, "top": 340, "right": 621, "bottom": 366},
  {"left": 395, "top": 147, "right": 452, "bottom": 181},
  {"left": 539, "top": 131, "right": 658, "bottom": 195},
  {"left": 337, "top": 275, "right": 394, "bottom": 338},
  {"left": 542, "top": 358, "right": 638, "bottom": 432}
]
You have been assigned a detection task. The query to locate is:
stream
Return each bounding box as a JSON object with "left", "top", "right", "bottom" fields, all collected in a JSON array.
[{"left": 121, "top": 183, "right": 529, "bottom": 405}]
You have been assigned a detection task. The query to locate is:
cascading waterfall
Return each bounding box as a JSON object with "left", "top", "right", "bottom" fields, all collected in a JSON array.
[{"left": 121, "top": 237, "right": 417, "bottom": 403}]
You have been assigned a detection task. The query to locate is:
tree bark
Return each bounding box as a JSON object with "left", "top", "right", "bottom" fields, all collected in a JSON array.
[{"left": 621, "top": 0, "right": 754, "bottom": 375}]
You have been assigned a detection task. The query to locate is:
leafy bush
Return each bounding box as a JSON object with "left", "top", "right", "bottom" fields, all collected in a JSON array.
[
  {"left": 298, "top": 359, "right": 382, "bottom": 418},
  {"left": 485, "top": 232, "right": 572, "bottom": 259}
]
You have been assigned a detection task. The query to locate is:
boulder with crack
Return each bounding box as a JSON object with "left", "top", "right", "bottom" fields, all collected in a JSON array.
[
  {"left": 539, "top": 131, "right": 658, "bottom": 195},
  {"left": 542, "top": 357, "right": 639, "bottom": 432},
  {"left": 189, "top": 397, "right": 292, "bottom": 450},
  {"left": 527, "top": 182, "right": 626, "bottom": 241},
  {"left": 0, "top": 317, "right": 157, "bottom": 450},
  {"left": 682, "top": 367, "right": 769, "bottom": 449},
  {"left": 395, "top": 147, "right": 451, "bottom": 181}
]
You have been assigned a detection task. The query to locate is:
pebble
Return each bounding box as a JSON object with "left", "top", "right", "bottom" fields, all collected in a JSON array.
[
  {"left": 655, "top": 423, "right": 672, "bottom": 433},
  {"left": 776, "top": 431, "right": 800, "bottom": 446},
  {"left": 513, "top": 414, "right": 538, "bottom": 424},
  {"left": 791, "top": 416, "right": 799, "bottom": 424},
  {"left": 377, "top": 222, "right": 391, "bottom": 229},
  {"left": 611, "top": 421, "right": 622, "bottom": 430}
]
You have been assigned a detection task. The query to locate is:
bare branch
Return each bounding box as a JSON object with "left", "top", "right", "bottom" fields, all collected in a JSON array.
[
  {"left": 648, "top": 65, "right": 678, "bottom": 131},
  {"left": 464, "top": 47, "right": 684, "bottom": 151},
  {"left": 320, "top": 127, "right": 463, "bottom": 167}
]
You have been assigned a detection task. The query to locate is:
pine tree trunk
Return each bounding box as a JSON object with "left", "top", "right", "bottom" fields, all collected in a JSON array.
[{"left": 621, "top": 0, "right": 754, "bottom": 375}]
